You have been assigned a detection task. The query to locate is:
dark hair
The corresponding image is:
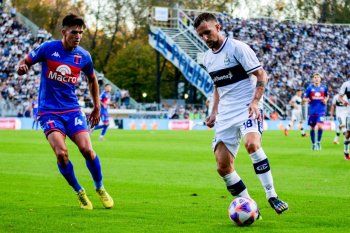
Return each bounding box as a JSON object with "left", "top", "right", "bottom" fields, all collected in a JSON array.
[
  {"left": 105, "top": 84, "right": 111, "bottom": 87},
  {"left": 193, "top": 13, "right": 217, "bottom": 29},
  {"left": 62, "top": 14, "right": 85, "bottom": 28}
]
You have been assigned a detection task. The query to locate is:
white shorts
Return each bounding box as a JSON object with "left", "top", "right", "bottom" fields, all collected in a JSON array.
[
  {"left": 336, "top": 108, "right": 348, "bottom": 126},
  {"left": 291, "top": 110, "right": 302, "bottom": 122},
  {"left": 212, "top": 110, "right": 264, "bottom": 157}
]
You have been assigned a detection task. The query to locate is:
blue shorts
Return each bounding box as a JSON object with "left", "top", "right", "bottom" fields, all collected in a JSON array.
[
  {"left": 308, "top": 114, "right": 325, "bottom": 127},
  {"left": 101, "top": 114, "right": 109, "bottom": 124},
  {"left": 38, "top": 110, "right": 88, "bottom": 138}
]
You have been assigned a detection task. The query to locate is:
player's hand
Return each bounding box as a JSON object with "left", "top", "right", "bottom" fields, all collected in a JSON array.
[
  {"left": 89, "top": 107, "right": 100, "bottom": 128},
  {"left": 205, "top": 113, "right": 216, "bottom": 128},
  {"left": 17, "top": 63, "right": 29, "bottom": 75},
  {"left": 248, "top": 100, "right": 260, "bottom": 119}
]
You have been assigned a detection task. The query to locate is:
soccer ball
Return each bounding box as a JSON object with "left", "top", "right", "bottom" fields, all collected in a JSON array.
[{"left": 228, "top": 197, "right": 259, "bottom": 226}]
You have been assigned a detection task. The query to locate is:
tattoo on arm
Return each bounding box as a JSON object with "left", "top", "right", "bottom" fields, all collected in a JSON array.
[
  {"left": 256, "top": 81, "right": 265, "bottom": 87},
  {"left": 253, "top": 80, "right": 266, "bottom": 102}
]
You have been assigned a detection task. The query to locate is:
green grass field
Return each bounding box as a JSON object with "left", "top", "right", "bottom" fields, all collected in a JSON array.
[{"left": 0, "top": 130, "right": 349, "bottom": 233}]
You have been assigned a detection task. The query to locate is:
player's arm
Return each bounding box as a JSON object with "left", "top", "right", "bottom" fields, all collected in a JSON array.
[
  {"left": 86, "top": 73, "right": 101, "bottom": 128},
  {"left": 17, "top": 56, "right": 32, "bottom": 75},
  {"left": 329, "top": 104, "right": 335, "bottom": 118},
  {"left": 339, "top": 83, "right": 348, "bottom": 106},
  {"left": 205, "top": 87, "right": 219, "bottom": 128},
  {"left": 17, "top": 42, "right": 48, "bottom": 75},
  {"left": 339, "top": 94, "right": 348, "bottom": 106},
  {"left": 249, "top": 68, "right": 268, "bottom": 119}
]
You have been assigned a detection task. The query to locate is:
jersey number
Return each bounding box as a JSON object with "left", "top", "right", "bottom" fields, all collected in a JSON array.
[
  {"left": 75, "top": 117, "right": 83, "bottom": 126},
  {"left": 243, "top": 119, "right": 253, "bottom": 129}
]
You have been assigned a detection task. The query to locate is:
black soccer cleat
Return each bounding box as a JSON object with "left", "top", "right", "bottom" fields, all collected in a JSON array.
[{"left": 268, "top": 197, "right": 288, "bottom": 214}]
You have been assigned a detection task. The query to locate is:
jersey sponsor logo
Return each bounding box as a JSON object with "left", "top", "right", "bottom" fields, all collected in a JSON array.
[
  {"left": 311, "top": 91, "right": 325, "bottom": 100},
  {"left": 51, "top": 52, "right": 60, "bottom": 58},
  {"left": 209, "top": 65, "right": 249, "bottom": 87},
  {"left": 48, "top": 64, "right": 78, "bottom": 84}
]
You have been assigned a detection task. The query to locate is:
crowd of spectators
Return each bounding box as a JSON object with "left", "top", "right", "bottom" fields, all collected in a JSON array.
[
  {"left": 0, "top": 7, "right": 132, "bottom": 117},
  {"left": 185, "top": 10, "right": 350, "bottom": 113}
]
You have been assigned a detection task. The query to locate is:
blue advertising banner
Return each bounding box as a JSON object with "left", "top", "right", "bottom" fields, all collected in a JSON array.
[{"left": 149, "top": 27, "right": 213, "bottom": 98}]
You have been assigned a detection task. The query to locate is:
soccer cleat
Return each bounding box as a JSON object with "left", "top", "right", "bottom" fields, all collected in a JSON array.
[
  {"left": 344, "top": 152, "right": 350, "bottom": 160},
  {"left": 96, "top": 187, "right": 114, "bottom": 209},
  {"left": 333, "top": 140, "right": 339, "bottom": 145},
  {"left": 317, "top": 142, "right": 321, "bottom": 150},
  {"left": 77, "top": 189, "right": 93, "bottom": 210},
  {"left": 284, "top": 129, "right": 289, "bottom": 136},
  {"left": 268, "top": 197, "right": 288, "bottom": 214},
  {"left": 257, "top": 208, "right": 263, "bottom": 220},
  {"left": 301, "top": 133, "right": 308, "bottom": 137},
  {"left": 312, "top": 144, "right": 318, "bottom": 150}
]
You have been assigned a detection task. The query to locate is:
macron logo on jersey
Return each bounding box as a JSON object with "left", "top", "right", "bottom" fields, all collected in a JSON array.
[
  {"left": 51, "top": 52, "right": 60, "bottom": 58},
  {"left": 48, "top": 64, "right": 78, "bottom": 84}
]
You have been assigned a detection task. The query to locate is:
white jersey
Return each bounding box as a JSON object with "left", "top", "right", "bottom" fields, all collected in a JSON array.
[
  {"left": 332, "top": 94, "right": 347, "bottom": 112},
  {"left": 203, "top": 38, "right": 262, "bottom": 124},
  {"left": 290, "top": 95, "right": 302, "bottom": 112},
  {"left": 332, "top": 94, "right": 348, "bottom": 125},
  {"left": 339, "top": 81, "right": 350, "bottom": 104}
]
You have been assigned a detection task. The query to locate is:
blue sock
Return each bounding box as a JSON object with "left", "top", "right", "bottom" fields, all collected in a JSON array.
[
  {"left": 317, "top": 129, "right": 323, "bottom": 142},
  {"left": 57, "top": 161, "right": 82, "bottom": 192},
  {"left": 310, "top": 129, "right": 315, "bottom": 144},
  {"left": 94, "top": 125, "right": 104, "bottom": 130},
  {"left": 86, "top": 155, "right": 103, "bottom": 189},
  {"left": 101, "top": 125, "right": 109, "bottom": 136}
]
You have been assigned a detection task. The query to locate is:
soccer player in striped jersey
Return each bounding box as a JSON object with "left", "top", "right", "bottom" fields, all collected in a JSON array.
[
  {"left": 194, "top": 13, "right": 288, "bottom": 215},
  {"left": 284, "top": 89, "right": 306, "bottom": 137},
  {"left": 338, "top": 80, "right": 350, "bottom": 160},
  {"left": 303, "top": 74, "right": 328, "bottom": 151},
  {"left": 17, "top": 14, "right": 114, "bottom": 210},
  {"left": 330, "top": 94, "right": 347, "bottom": 145}
]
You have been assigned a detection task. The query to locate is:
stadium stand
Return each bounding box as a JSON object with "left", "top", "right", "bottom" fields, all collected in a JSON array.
[
  {"left": 183, "top": 10, "right": 350, "bottom": 111},
  {"left": 0, "top": 7, "right": 138, "bottom": 117}
]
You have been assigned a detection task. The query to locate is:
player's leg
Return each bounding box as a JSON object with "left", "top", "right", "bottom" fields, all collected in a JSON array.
[
  {"left": 98, "top": 115, "right": 110, "bottom": 141},
  {"left": 242, "top": 114, "right": 288, "bottom": 214},
  {"left": 214, "top": 142, "right": 250, "bottom": 199},
  {"left": 334, "top": 117, "right": 342, "bottom": 144},
  {"left": 71, "top": 132, "right": 114, "bottom": 208},
  {"left": 343, "top": 117, "right": 350, "bottom": 160},
  {"left": 284, "top": 119, "right": 293, "bottom": 136},
  {"left": 244, "top": 132, "right": 288, "bottom": 214},
  {"left": 308, "top": 116, "right": 317, "bottom": 150},
  {"left": 316, "top": 116, "right": 325, "bottom": 150},
  {"left": 47, "top": 131, "right": 92, "bottom": 210}
]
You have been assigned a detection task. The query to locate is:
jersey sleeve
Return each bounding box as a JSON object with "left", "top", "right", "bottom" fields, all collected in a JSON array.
[
  {"left": 26, "top": 42, "right": 49, "bottom": 65},
  {"left": 82, "top": 53, "right": 94, "bottom": 77},
  {"left": 234, "top": 41, "right": 261, "bottom": 74},
  {"left": 339, "top": 83, "right": 346, "bottom": 96}
]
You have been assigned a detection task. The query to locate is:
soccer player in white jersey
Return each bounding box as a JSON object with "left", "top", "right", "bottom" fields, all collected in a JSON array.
[
  {"left": 284, "top": 89, "right": 306, "bottom": 137},
  {"left": 338, "top": 81, "right": 350, "bottom": 160},
  {"left": 194, "top": 13, "right": 288, "bottom": 214},
  {"left": 330, "top": 94, "right": 347, "bottom": 144}
]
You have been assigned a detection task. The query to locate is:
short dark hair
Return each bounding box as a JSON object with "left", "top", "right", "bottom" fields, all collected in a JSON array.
[
  {"left": 62, "top": 14, "right": 85, "bottom": 28},
  {"left": 105, "top": 84, "right": 111, "bottom": 87},
  {"left": 193, "top": 13, "right": 217, "bottom": 29}
]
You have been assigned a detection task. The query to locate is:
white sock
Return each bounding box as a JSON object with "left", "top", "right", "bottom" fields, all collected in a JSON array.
[
  {"left": 223, "top": 171, "right": 250, "bottom": 198},
  {"left": 250, "top": 148, "right": 277, "bottom": 199}
]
